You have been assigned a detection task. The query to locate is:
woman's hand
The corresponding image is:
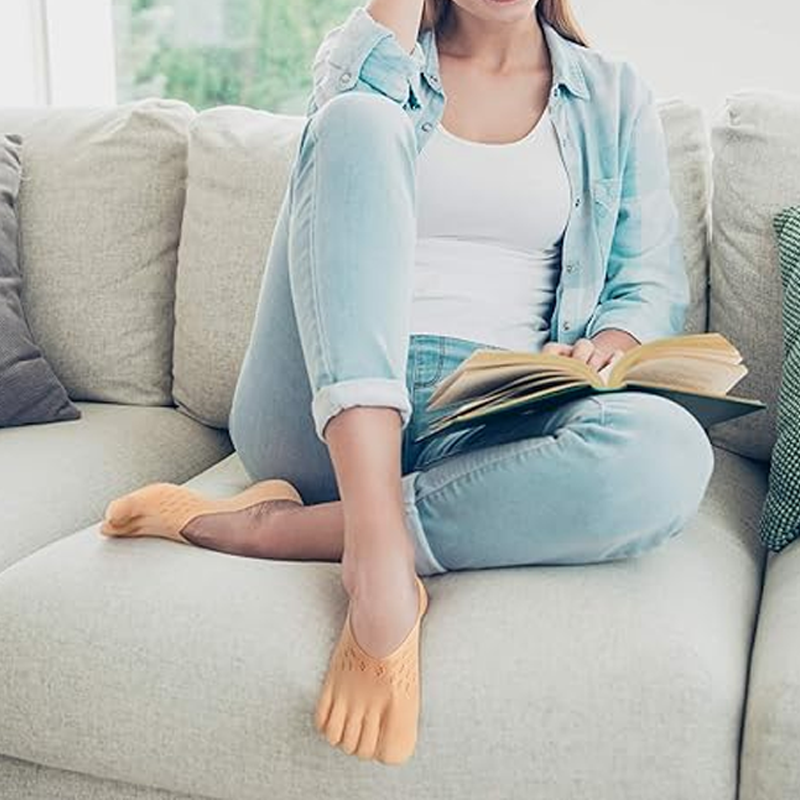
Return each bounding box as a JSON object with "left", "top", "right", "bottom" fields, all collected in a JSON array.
[{"left": 541, "top": 328, "right": 640, "bottom": 374}]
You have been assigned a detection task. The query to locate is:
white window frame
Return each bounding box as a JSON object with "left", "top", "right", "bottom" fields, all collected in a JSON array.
[{"left": 14, "top": 0, "right": 116, "bottom": 107}]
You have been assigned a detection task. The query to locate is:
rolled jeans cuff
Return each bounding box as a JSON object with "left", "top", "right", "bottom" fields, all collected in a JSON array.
[
  {"left": 312, "top": 377, "right": 413, "bottom": 443},
  {"left": 401, "top": 472, "right": 448, "bottom": 576}
]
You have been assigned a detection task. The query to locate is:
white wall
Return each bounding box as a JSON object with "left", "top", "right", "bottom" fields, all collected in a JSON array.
[{"left": 571, "top": 0, "right": 800, "bottom": 126}]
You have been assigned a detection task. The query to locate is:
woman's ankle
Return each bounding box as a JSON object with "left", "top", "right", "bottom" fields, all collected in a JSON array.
[{"left": 341, "top": 533, "right": 416, "bottom": 598}]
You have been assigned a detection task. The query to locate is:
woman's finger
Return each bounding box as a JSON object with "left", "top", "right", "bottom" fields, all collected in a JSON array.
[
  {"left": 541, "top": 342, "right": 573, "bottom": 356},
  {"left": 569, "top": 338, "right": 595, "bottom": 365},
  {"left": 586, "top": 349, "right": 608, "bottom": 372}
]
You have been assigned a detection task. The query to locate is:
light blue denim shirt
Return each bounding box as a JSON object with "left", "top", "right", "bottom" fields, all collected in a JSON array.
[{"left": 305, "top": 5, "right": 690, "bottom": 348}]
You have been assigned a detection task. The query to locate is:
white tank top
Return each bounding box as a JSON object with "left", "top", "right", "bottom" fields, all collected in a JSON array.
[{"left": 410, "top": 111, "right": 572, "bottom": 352}]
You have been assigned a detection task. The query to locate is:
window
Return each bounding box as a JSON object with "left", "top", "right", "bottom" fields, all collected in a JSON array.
[{"left": 111, "top": 0, "right": 358, "bottom": 114}]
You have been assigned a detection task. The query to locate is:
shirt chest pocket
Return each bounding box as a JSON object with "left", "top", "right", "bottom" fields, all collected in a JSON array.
[{"left": 591, "top": 177, "right": 622, "bottom": 259}]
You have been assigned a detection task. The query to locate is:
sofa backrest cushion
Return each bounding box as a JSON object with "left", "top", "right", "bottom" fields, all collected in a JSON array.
[
  {"left": 0, "top": 99, "right": 195, "bottom": 406},
  {"left": 173, "top": 100, "right": 710, "bottom": 428},
  {"left": 659, "top": 99, "right": 712, "bottom": 338},
  {"left": 172, "top": 107, "right": 305, "bottom": 428},
  {"left": 708, "top": 90, "right": 800, "bottom": 462}
]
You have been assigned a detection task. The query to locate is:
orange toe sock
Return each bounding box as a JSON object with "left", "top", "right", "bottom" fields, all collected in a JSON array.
[
  {"left": 98, "top": 479, "right": 304, "bottom": 545},
  {"left": 314, "top": 575, "right": 429, "bottom": 765}
]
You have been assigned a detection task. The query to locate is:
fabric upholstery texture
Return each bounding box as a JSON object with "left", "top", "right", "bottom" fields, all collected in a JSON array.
[
  {"left": 172, "top": 108, "right": 306, "bottom": 428},
  {"left": 0, "top": 402, "right": 233, "bottom": 574},
  {"left": 0, "top": 754, "right": 200, "bottom": 800},
  {"left": 739, "top": 543, "right": 800, "bottom": 800},
  {"left": 758, "top": 207, "right": 800, "bottom": 551},
  {"left": 0, "top": 446, "right": 766, "bottom": 800},
  {"left": 739, "top": 539, "right": 800, "bottom": 800},
  {"left": 708, "top": 90, "right": 800, "bottom": 462},
  {"left": 0, "top": 99, "right": 196, "bottom": 407},
  {"left": 0, "top": 133, "right": 80, "bottom": 427},
  {"left": 645, "top": 100, "right": 711, "bottom": 337}
]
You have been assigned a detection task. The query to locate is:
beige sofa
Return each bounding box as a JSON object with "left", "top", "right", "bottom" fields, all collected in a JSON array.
[{"left": 0, "top": 89, "right": 798, "bottom": 800}]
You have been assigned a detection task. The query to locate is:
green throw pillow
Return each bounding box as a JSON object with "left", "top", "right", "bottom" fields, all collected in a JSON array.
[{"left": 759, "top": 205, "right": 800, "bottom": 552}]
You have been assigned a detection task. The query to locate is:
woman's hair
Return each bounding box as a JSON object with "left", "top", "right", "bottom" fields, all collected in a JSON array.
[{"left": 420, "top": 0, "right": 590, "bottom": 48}]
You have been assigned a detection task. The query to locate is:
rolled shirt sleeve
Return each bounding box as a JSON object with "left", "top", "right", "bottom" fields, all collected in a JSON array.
[
  {"left": 585, "top": 72, "right": 691, "bottom": 346},
  {"left": 306, "top": 6, "right": 426, "bottom": 117}
]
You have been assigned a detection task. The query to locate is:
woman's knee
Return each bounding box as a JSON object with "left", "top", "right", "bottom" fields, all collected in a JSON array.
[
  {"left": 603, "top": 392, "right": 715, "bottom": 538},
  {"left": 305, "top": 91, "right": 416, "bottom": 155}
]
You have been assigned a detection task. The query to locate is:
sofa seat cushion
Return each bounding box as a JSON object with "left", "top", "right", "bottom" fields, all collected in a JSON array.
[
  {"left": 740, "top": 541, "right": 800, "bottom": 800},
  {"left": 0, "top": 402, "right": 233, "bottom": 573},
  {"left": 0, "top": 753, "right": 191, "bottom": 800},
  {"left": 0, "top": 447, "right": 766, "bottom": 800}
]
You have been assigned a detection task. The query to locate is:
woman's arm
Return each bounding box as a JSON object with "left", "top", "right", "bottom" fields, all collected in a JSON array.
[
  {"left": 366, "top": 0, "right": 426, "bottom": 55},
  {"left": 584, "top": 70, "right": 691, "bottom": 346},
  {"left": 306, "top": 2, "right": 427, "bottom": 117}
]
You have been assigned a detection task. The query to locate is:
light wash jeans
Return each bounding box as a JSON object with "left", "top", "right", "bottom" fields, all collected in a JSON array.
[{"left": 228, "top": 92, "right": 715, "bottom": 577}]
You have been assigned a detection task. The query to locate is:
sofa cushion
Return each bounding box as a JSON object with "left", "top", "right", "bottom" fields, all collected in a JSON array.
[
  {"left": 708, "top": 90, "right": 800, "bottom": 462},
  {"left": 173, "top": 100, "right": 710, "bottom": 429},
  {"left": 0, "top": 754, "right": 187, "bottom": 800},
  {"left": 0, "top": 99, "right": 195, "bottom": 407},
  {"left": 739, "top": 542, "right": 800, "bottom": 800},
  {"left": 758, "top": 207, "right": 800, "bottom": 552},
  {"left": 0, "top": 133, "right": 80, "bottom": 427},
  {"left": 659, "top": 99, "right": 712, "bottom": 337},
  {"left": 0, "top": 402, "right": 233, "bottom": 574},
  {"left": 0, "top": 446, "right": 765, "bottom": 800},
  {"left": 172, "top": 108, "right": 305, "bottom": 428}
]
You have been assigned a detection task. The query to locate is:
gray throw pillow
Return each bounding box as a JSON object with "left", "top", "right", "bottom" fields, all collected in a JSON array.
[
  {"left": 759, "top": 205, "right": 800, "bottom": 552},
  {"left": 0, "top": 133, "right": 81, "bottom": 427}
]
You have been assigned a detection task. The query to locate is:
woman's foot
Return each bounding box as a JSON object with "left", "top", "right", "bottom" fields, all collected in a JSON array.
[
  {"left": 341, "top": 543, "right": 421, "bottom": 658},
  {"left": 99, "top": 480, "right": 304, "bottom": 551},
  {"left": 315, "top": 529, "right": 428, "bottom": 764}
]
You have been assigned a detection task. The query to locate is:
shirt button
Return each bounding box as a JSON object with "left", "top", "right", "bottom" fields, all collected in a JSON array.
[
  {"left": 563, "top": 321, "right": 571, "bottom": 331},
  {"left": 428, "top": 74, "right": 439, "bottom": 85},
  {"left": 421, "top": 121, "right": 433, "bottom": 132},
  {"left": 574, "top": 197, "right": 581, "bottom": 208},
  {"left": 552, "top": 86, "right": 559, "bottom": 98},
  {"left": 565, "top": 263, "right": 574, "bottom": 273},
  {"left": 339, "top": 70, "right": 352, "bottom": 85}
]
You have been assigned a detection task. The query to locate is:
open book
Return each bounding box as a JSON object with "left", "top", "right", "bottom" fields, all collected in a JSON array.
[{"left": 414, "top": 332, "right": 767, "bottom": 442}]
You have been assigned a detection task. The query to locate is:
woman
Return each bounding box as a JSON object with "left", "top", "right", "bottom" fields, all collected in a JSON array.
[{"left": 99, "top": 0, "right": 714, "bottom": 767}]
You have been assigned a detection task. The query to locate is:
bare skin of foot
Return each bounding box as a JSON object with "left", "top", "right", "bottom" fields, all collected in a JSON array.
[
  {"left": 178, "top": 499, "right": 311, "bottom": 557},
  {"left": 341, "top": 521, "right": 420, "bottom": 658}
]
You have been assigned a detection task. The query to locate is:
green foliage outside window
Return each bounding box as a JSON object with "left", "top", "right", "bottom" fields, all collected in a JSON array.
[{"left": 113, "top": 0, "right": 359, "bottom": 114}]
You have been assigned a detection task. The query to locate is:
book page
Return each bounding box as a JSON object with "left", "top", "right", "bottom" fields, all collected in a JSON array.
[
  {"left": 428, "top": 351, "right": 601, "bottom": 408},
  {"left": 608, "top": 332, "right": 742, "bottom": 386},
  {"left": 428, "top": 372, "right": 584, "bottom": 415},
  {"left": 621, "top": 357, "right": 748, "bottom": 394},
  {"left": 427, "top": 381, "right": 592, "bottom": 430},
  {"left": 427, "top": 369, "right": 577, "bottom": 410}
]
